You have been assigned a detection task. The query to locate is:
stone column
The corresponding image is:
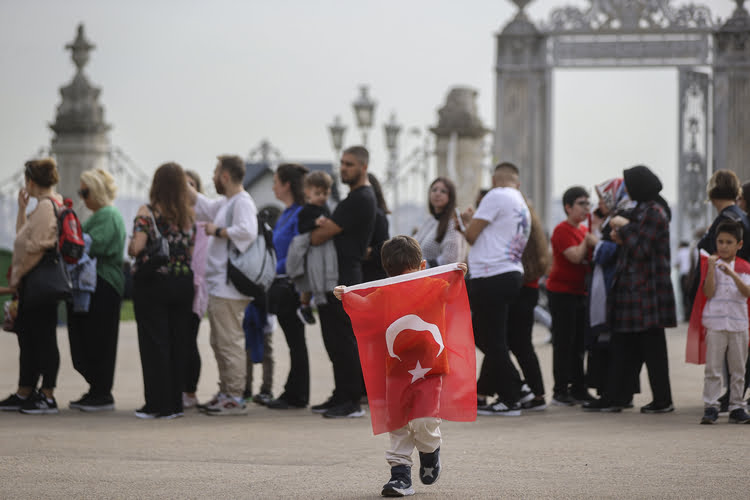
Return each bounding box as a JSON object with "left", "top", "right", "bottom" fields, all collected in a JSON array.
[
  {"left": 49, "top": 24, "right": 111, "bottom": 221},
  {"left": 713, "top": 1, "right": 750, "bottom": 181},
  {"left": 494, "top": 1, "right": 551, "bottom": 226},
  {"left": 431, "top": 87, "right": 490, "bottom": 210}
]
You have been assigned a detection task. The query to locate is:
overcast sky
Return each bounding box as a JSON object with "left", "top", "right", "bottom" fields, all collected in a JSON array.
[{"left": 0, "top": 0, "right": 733, "bottom": 206}]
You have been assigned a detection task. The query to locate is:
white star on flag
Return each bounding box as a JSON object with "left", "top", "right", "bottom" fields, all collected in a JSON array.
[{"left": 408, "top": 360, "right": 432, "bottom": 383}]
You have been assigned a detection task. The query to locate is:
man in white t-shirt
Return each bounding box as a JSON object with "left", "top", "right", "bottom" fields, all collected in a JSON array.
[
  {"left": 460, "top": 162, "right": 530, "bottom": 416},
  {"left": 191, "top": 155, "right": 258, "bottom": 416}
]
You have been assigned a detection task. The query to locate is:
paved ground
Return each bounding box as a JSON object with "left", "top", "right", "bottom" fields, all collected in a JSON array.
[{"left": 0, "top": 318, "right": 748, "bottom": 499}]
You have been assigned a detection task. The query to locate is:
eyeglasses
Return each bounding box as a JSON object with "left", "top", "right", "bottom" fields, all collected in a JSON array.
[{"left": 78, "top": 188, "right": 90, "bottom": 199}]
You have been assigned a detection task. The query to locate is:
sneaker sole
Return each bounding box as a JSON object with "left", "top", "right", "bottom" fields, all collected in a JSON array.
[
  {"left": 582, "top": 407, "right": 622, "bottom": 413},
  {"left": 476, "top": 409, "right": 521, "bottom": 416},
  {"left": 204, "top": 408, "right": 248, "bottom": 416},
  {"left": 159, "top": 412, "right": 184, "bottom": 420},
  {"left": 20, "top": 408, "right": 59, "bottom": 415},
  {"left": 551, "top": 400, "right": 576, "bottom": 407},
  {"left": 381, "top": 486, "right": 415, "bottom": 497},
  {"left": 323, "top": 409, "right": 366, "bottom": 418},
  {"left": 0, "top": 406, "right": 23, "bottom": 411},
  {"left": 135, "top": 411, "right": 157, "bottom": 419},
  {"left": 79, "top": 404, "right": 115, "bottom": 412},
  {"left": 641, "top": 407, "right": 675, "bottom": 414}
]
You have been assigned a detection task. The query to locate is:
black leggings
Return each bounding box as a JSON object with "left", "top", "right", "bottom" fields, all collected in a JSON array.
[{"left": 17, "top": 298, "right": 60, "bottom": 390}]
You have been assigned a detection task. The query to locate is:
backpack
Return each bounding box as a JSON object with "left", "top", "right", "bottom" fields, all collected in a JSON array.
[
  {"left": 49, "top": 198, "right": 85, "bottom": 264},
  {"left": 225, "top": 201, "right": 277, "bottom": 300}
]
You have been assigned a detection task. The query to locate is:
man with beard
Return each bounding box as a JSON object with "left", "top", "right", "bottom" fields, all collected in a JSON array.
[
  {"left": 191, "top": 155, "right": 258, "bottom": 416},
  {"left": 310, "top": 146, "right": 377, "bottom": 418}
]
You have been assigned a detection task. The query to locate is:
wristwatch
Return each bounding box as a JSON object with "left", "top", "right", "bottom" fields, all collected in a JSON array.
[{"left": 215, "top": 227, "right": 222, "bottom": 237}]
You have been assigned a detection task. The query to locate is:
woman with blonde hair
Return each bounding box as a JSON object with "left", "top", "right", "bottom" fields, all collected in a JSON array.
[
  {"left": 129, "top": 162, "right": 195, "bottom": 419},
  {"left": 67, "top": 168, "right": 126, "bottom": 412},
  {"left": 0, "top": 159, "right": 63, "bottom": 414}
]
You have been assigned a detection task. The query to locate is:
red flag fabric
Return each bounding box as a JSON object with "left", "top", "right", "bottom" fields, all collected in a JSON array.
[
  {"left": 342, "top": 263, "right": 477, "bottom": 435},
  {"left": 686, "top": 251, "right": 750, "bottom": 364}
]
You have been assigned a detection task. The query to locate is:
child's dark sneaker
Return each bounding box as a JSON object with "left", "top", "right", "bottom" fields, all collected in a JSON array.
[
  {"left": 700, "top": 406, "right": 719, "bottom": 424},
  {"left": 381, "top": 465, "right": 414, "bottom": 497},
  {"left": 519, "top": 383, "right": 535, "bottom": 404},
  {"left": 253, "top": 391, "right": 273, "bottom": 406},
  {"left": 20, "top": 391, "right": 58, "bottom": 414},
  {"left": 640, "top": 402, "right": 674, "bottom": 414},
  {"left": 0, "top": 393, "right": 27, "bottom": 411},
  {"left": 522, "top": 397, "right": 548, "bottom": 411},
  {"left": 418, "top": 447, "right": 441, "bottom": 485},
  {"left": 296, "top": 305, "right": 316, "bottom": 325},
  {"left": 728, "top": 408, "right": 750, "bottom": 424}
]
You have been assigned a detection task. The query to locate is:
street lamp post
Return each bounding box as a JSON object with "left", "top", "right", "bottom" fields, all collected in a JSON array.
[
  {"left": 327, "top": 115, "right": 346, "bottom": 198},
  {"left": 351, "top": 85, "right": 376, "bottom": 147},
  {"left": 383, "top": 112, "right": 402, "bottom": 233}
]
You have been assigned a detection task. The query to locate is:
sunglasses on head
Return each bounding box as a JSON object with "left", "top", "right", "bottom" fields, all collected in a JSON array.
[{"left": 78, "top": 188, "right": 90, "bottom": 199}]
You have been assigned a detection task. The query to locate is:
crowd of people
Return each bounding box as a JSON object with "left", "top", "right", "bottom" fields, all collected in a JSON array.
[{"left": 1, "top": 152, "right": 750, "bottom": 430}]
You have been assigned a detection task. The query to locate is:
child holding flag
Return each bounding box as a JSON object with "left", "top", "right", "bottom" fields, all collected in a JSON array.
[
  {"left": 334, "top": 235, "right": 474, "bottom": 497},
  {"left": 688, "top": 220, "right": 750, "bottom": 424}
]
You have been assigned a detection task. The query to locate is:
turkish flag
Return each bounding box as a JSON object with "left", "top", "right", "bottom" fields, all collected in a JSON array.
[
  {"left": 342, "top": 263, "right": 476, "bottom": 435},
  {"left": 686, "top": 251, "right": 750, "bottom": 364}
]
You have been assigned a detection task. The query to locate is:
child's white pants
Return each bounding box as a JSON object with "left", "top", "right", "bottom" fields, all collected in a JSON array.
[
  {"left": 703, "top": 328, "right": 749, "bottom": 411},
  {"left": 385, "top": 417, "right": 441, "bottom": 467}
]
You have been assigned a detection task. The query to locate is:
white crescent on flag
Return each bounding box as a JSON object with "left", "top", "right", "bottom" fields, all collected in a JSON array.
[{"left": 384, "top": 314, "right": 444, "bottom": 361}]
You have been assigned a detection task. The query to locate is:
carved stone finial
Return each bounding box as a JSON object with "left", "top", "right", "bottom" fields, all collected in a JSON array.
[
  {"left": 66, "top": 24, "right": 95, "bottom": 73},
  {"left": 50, "top": 24, "right": 109, "bottom": 135}
]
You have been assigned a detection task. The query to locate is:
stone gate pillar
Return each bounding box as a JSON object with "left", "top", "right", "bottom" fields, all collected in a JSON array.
[
  {"left": 50, "top": 24, "right": 111, "bottom": 221},
  {"left": 431, "top": 87, "right": 490, "bottom": 210},
  {"left": 713, "top": 1, "right": 750, "bottom": 181},
  {"left": 494, "top": 1, "right": 551, "bottom": 226}
]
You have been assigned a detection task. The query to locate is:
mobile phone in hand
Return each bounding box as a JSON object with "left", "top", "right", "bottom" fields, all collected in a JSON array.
[{"left": 455, "top": 207, "right": 466, "bottom": 232}]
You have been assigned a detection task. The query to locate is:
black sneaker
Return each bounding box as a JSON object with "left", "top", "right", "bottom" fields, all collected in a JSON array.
[
  {"left": 242, "top": 389, "right": 253, "bottom": 404},
  {"left": 571, "top": 390, "right": 596, "bottom": 404},
  {"left": 519, "top": 383, "right": 535, "bottom": 404},
  {"left": 77, "top": 394, "right": 115, "bottom": 412},
  {"left": 418, "top": 447, "right": 441, "bottom": 485},
  {"left": 551, "top": 393, "right": 576, "bottom": 406},
  {"left": 134, "top": 406, "right": 158, "bottom": 419},
  {"left": 311, "top": 397, "right": 338, "bottom": 414},
  {"left": 253, "top": 391, "right": 273, "bottom": 406},
  {"left": 20, "top": 391, "right": 59, "bottom": 415},
  {"left": 69, "top": 393, "right": 90, "bottom": 410},
  {"left": 521, "top": 397, "right": 547, "bottom": 411},
  {"left": 700, "top": 406, "right": 719, "bottom": 424},
  {"left": 640, "top": 402, "right": 675, "bottom": 414},
  {"left": 477, "top": 400, "right": 521, "bottom": 416},
  {"left": 296, "top": 305, "right": 316, "bottom": 325},
  {"left": 267, "top": 397, "right": 307, "bottom": 409},
  {"left": 0, "top": 393, "right": 27, "bottom": 411},
  {"left": 582, "top": 398, "right": 622, "bottom": 413},
  {"left": 728, "top": 408, "right": 750, "bottom": 424},
  {"left": 322, "top": 401, "right": 365, "bottom": 418},
  {"left": 382, "top": 465, "right": 414, "bottom": 497}
]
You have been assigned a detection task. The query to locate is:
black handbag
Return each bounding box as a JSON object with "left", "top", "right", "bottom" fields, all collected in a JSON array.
[
  {"left": 21, "top": 249, "right": 73, "bottom": 310},
  {"left": 137, "top": 206, "right": 170, "bottom": 274}
]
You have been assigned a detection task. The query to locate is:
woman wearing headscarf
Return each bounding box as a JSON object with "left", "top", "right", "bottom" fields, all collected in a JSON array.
[
  {"left": 607, "top": 165, "right": 676, "bottom": 414},
  {"left": 583, "top": 178, "right": 637, "bottom": 410}
]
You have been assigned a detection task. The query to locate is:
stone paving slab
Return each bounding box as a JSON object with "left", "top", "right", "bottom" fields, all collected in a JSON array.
[{"left": 0, "top": 319, "right": 748, "bottom": 499}]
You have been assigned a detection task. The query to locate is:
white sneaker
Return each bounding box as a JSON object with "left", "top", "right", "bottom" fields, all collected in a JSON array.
[
  {"left": 204, "top": 397, "right": 248, "bottom": 416},
  {"left": 198, "top": 392, "right": 225, "bottom": 412}
]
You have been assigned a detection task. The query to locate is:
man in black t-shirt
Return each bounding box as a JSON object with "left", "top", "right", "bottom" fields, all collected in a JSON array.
[{"left": 309, "top": 146, "right": 377, "bottom": 418}]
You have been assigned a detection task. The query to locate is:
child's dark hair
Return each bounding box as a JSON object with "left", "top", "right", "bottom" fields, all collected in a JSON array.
[
  {"left": 381, "top": 235, "right": 422, "bottom": 277},
  {"left": 716, "top": 220, "right": 743, "bottom": 243},
  {"left": 304, "top": 170, "right": 332, "bottom": 191},
  {"left": 562, "top": 186, "right": 588, "bottom": 209}
]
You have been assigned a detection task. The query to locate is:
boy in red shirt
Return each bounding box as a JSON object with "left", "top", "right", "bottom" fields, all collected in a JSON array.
[{"left": 546, "top": 186, "right": 598, "bottom": 405}]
